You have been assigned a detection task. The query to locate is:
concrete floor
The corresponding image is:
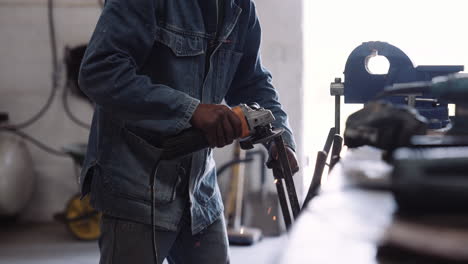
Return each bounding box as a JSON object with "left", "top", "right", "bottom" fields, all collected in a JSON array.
[{"left": 0, "top": 223, "right": 286, "bottom": 264}]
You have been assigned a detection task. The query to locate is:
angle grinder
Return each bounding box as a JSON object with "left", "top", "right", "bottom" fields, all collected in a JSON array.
[
  {"left": 160, "top": 103, "right": 282, "bottom": 160},
  {"left": 159, "top": 103, "right": 300, "bottom": 229}
]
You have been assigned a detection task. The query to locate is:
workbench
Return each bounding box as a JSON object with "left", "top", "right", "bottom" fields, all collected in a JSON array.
[{"left": 278, "top": 147, "right": 468, "bottom": 264}]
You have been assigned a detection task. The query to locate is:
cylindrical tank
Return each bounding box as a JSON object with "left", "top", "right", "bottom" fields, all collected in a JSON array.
[{"left": 0, "top": 114, "right": 35, "bottom": 216}]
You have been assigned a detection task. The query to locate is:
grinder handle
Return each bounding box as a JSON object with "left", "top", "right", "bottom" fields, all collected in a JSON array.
[
  {"left": 160, "top": 105, "right": 250, "bottom": 160},
  {"left": 160, "top": 128, "right": 209, "bottom": 160}
]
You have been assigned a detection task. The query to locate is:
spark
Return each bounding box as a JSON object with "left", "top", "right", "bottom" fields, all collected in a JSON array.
[
  {"left": 240, "top": 227, "right": 244, "bottom": 234},
  {"left": 272, "top": 216, "right": 277, "bottom": 221},
  {"left": 267, "top": 207, "right": 272, "bottom": 215},
  {"left": 274, "top": 179, "right": 278, "bottom": 184}
]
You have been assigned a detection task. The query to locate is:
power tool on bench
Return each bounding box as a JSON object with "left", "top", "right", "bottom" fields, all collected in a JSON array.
[
  {"left": 340, "top": 42, "right": 465, "bottom": 154},
  {"left": 382, "top": 73, "right": 468, "bottom": 145},
  {"left": 308, "top": 42, "right": 464, "bottom": 200},
  {"left": 160, "top": 103, "right": 301, "bottom": 229},
  {"left": 380, "top": 73, "right": 468, "bottom": 214},
  {"left": 324, "top": 42, "right": 468, "bottom": 215}
]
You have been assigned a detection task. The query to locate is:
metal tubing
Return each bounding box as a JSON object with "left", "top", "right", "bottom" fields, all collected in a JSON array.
[
  {"left": 273, "top": 136, "right": 301, "bottom": 219},
  {"left": 335, "top": 95, "right": 341, "bottom": 135}
]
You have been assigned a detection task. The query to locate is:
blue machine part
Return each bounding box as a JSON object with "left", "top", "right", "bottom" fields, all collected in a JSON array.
[{"left": 343, "top": 41, "right": 464, "bottom": 128}]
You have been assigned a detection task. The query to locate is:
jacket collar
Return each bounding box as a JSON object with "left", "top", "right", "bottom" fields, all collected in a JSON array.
[{"left": 218, "top": 0, "right": 242, "bottom": 41}]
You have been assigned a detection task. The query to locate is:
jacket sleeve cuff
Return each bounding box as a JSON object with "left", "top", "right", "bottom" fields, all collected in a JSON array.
[
  {"left": 263, "top": 129, "right": 296, "bottom": 153},
  {"left": 280, "top": 131, "right": 296, "bottom": 152},
  {"left": 174, "top": 96, "right": 200, "bottom": 133}
]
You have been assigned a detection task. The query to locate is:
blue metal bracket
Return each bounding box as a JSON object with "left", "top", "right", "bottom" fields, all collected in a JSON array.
[{"left": 343, "top": 41, "right": 464, "bottom": 128}]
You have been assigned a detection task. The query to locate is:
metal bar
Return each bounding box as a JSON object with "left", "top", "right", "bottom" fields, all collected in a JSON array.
[
  {"left": 329, "top": 135, "right": 343, "bottom": 171},
  {"left": 335, "top": 95, "right": 341, "bottom": 135},
  {"left": 323, "top": 127, "right": 336, "bottom": 154},
  {"left": 233, "top": 147, "right": 246, "bottom": 230},
  {"left": 272, "top": 168, "right": 292, "bottom": 230},
  {"left": 273, "top": 135, "right": 301, "bottom": 219},
  {"left": 302, "top": 151, "right": 328, "bottom": 209}
]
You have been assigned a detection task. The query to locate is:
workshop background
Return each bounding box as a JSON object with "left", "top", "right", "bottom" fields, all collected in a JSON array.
[
  {"left": 1, "top": 0, "right": 468, "bottom": 263},
  {"left": 0, "top": 0, "right": 303, "bottom": 223},
  {"left": 0, "top": 0, "right": 302, "bottom": 263}
]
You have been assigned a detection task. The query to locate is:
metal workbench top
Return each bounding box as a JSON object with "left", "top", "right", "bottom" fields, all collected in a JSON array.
[{"left": 278, "top": 147, "right": 396, "bottom": 264}]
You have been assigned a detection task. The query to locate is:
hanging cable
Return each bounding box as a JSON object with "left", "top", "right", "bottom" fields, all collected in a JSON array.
[
  {"left": 2, "top": 0, "right": 59, "bottom": 130},
  {"left": 0, "top": 129, "right": 67, "bottom": 157},
  {"left": 0, "top": 0, "right": 70, "bottom": 159},
  {"left": 150, "top": 164, "right": 160, "bottom": 264}
]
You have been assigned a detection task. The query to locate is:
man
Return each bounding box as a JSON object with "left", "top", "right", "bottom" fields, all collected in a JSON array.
[{"left": 79, "top": 0, "right": 298, "bottom": 263}]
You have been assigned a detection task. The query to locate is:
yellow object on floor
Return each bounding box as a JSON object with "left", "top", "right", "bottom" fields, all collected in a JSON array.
[{"left": 65, "top": 194, "right": 101, "bottom": 241}]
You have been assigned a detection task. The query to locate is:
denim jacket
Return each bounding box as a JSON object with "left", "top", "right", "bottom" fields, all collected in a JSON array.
[{"left": 78, "top": 0, "right": 295, "bottom": 234}]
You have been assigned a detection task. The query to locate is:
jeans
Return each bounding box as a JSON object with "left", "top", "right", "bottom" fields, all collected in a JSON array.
[{"left": 98, "top": 209, "right": 230, "bottom": 264}]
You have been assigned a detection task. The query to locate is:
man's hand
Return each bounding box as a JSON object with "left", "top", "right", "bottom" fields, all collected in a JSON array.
[
  {"left": 270, "top": 144, "right": 299, "bottom": 174},
  {"left": 190, "top": 104, "right": 242, "bottom": 148}
]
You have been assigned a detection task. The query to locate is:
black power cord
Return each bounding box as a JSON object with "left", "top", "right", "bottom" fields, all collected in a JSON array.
[{"left": 150, "top": 163, "right": 160, "bottom": 264}]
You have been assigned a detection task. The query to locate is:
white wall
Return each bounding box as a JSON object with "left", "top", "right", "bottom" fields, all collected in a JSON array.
[
  {"left": 0, "top": 0, "right": 303, "bottom": 221},
  {"left": 216, "top": 0, "right": 304, "bottom": 198},
  {"left": 1, "top": 0, "right": 103, "bottom": 221},
  {"left": 303, "top": 0, "right": 468, "bottom": 186}
]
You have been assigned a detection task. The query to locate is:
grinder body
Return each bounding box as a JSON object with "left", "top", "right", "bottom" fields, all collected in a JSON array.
[{"left": 160, "top": 104, "right": 275, "bottom": 160}]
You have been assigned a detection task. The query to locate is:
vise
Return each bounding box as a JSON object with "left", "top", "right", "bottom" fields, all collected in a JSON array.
[{"left": 341, "top": 41, "right": 464, "bottom": 129}]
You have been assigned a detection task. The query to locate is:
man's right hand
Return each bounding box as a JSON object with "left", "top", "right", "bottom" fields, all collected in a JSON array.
[{"left": 190, "top": 104, "right": 242, "bottom": 148}]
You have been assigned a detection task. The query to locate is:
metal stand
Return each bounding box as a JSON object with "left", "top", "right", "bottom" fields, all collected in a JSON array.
[
  {"left": 302, "top": 78, "right": 345, "bottom": 213},
  {"left": 302, "top": 128, "right": 336, "bottom": 210},
  {"left": 329, "top": 78, "right": 345, "bottom": 170},
  {"left": 266, "top": 78, "right": 347, "bottom": 230},
  {"left": 331, "top": 78, "right": 344, "bottom": 135},
  {"left": 266, "top": 132, "right": 300, "bottom": 230}
]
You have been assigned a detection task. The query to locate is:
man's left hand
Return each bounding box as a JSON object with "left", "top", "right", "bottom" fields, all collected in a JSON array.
[{"left": 269, "top": 144, "right": 299, "bottom": 174}]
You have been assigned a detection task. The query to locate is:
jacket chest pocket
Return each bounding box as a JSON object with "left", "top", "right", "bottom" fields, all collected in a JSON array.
[
  {"left": 148, "top": 27, "right": 205, "bottom": 98},
  {"left": 212, "top": 49, "right": 243, "bottom": 103}
]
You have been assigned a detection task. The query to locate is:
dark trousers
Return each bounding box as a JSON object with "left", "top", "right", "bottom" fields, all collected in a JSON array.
[{"left": 98, "top": 209, "right": 229, "bottom": 264}]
